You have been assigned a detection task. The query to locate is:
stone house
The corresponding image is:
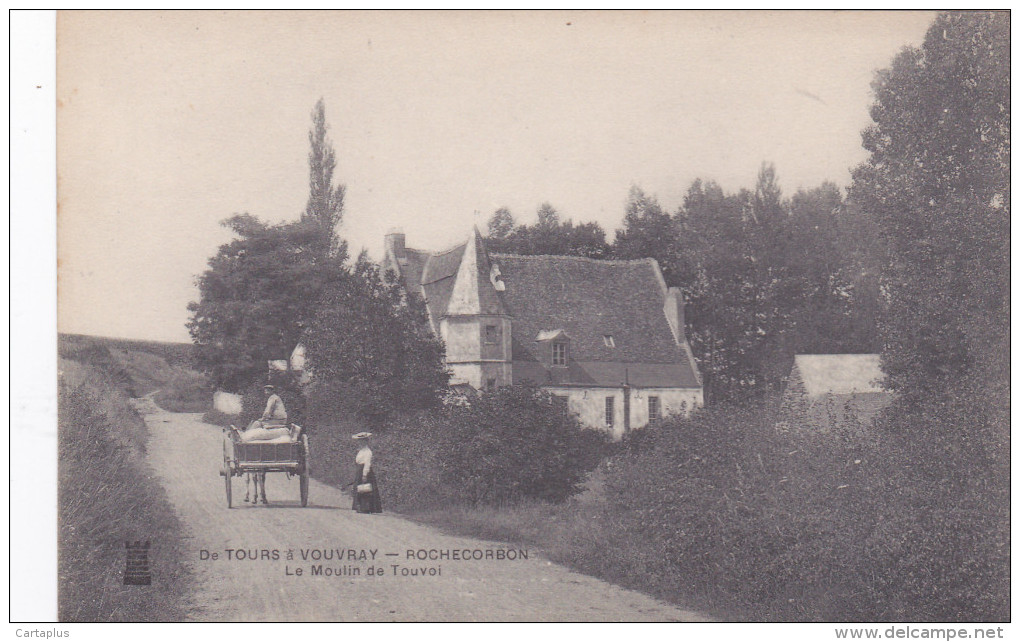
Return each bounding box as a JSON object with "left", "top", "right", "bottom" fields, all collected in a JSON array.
[{"left": 383, "top": 228, "right": 703, "bottom": 439}]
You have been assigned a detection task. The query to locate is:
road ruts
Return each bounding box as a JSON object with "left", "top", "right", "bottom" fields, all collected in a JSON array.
[{"left": 139, "top": 403, "right": 708, "bottom": 622}]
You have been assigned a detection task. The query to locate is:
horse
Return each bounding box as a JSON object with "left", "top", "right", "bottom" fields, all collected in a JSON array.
[
  {"left": 234, "top": 420, "right": 287, "bottom": 505},
  {"left": 244, "top": 471, "right": 268, "bottom": 504}
]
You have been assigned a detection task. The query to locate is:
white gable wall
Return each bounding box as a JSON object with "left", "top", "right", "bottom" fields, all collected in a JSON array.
[
  {"left": 630, "top": 387, "right": 703, "bottom": 428},
  {"left": 545, "top": 385, "right": 703, "bottom": 440}
]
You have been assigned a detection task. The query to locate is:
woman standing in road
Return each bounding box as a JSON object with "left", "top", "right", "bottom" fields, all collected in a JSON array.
[{"left": 351, "top": 432, "right": 382, "bottom": 514}]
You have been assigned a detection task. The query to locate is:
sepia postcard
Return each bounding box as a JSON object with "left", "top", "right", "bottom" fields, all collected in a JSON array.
[{"left": 26, "top": 9, "right": 1008, "bottom": 630}]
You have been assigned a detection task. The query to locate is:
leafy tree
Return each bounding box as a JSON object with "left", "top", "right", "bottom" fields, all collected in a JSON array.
[
  {"left": 188, "top": 100, "right": 348, "bottom": 391},
  {"left": 850, "top": 10, "right": 1009, "bottom": 400},
  {"left": 300, "top": 253, "right": 450, "bottom": 425},
  {"left": 848, "top": 11, "right": 1009, "bottom": 619},
  {"left": 485, "top": 202, "right": 610, "bottom": 258},
  {"left": 612, "top": 186, "right": 685, "bottom": 285},
  {"left": 675, "top": 172, "right": 881, "bottom": 403},
  {"left": 487, "top": 206, "right": 515, "bottom": 240},
  {"left": 303, "top": 98, "right": 348, "bottom": 262},
  {"left": 750, "top": 163, "right": 784, "bottom": 225},
  {"left": 535, "top": 201, "right": 560, "bottom": 229},
  {"left": 677, "top": 180, "right": 762, "bottom": 401},
  {"left": 548, "top": 220, "right": 611, "bottom": 258},
  {"left": 187, "top": 216, "right": 341, "bottom": 391},
  {"left": 784, "top": 184, "right": 883, "bottom": 356}
]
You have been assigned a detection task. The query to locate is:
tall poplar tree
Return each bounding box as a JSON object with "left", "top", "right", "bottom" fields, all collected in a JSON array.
[{"left": 303, "top": 98, "right": 348, "bottom": 262}]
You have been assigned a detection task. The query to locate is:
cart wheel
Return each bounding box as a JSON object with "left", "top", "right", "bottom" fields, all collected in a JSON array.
[
  {"left": 222, "top": 435, "right": 233, "bottom": 509},
  {"left": 301, "top": 434, "right": 311, "bottom": 477},
  {"left": 300, "top": 433, "right": 310, "bottom": 507},
  {"left": 225, "top": 467, "right": 233, "bottom": 508}
]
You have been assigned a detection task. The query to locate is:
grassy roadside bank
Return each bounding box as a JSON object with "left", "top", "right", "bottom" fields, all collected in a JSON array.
[{"left": 58, "top": 356, "right": 194, "bottom": 621}]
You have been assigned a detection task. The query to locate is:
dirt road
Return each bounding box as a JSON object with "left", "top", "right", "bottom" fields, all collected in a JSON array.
[{"left": 140, "top": 403, "right": 706, "bottom": 622}]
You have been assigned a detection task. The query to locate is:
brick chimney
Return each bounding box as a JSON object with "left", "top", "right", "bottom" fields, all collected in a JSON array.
[
  {"left": 385, "top": 229, "right": 406, "bottom": 262},
  {"left": 663, "top": 287, "right": 687, "bottom": 345}
]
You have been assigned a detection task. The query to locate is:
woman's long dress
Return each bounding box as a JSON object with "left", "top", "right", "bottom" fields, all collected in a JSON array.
[{"left": 352, "top": 457, "right": 382, "bottom": 514}]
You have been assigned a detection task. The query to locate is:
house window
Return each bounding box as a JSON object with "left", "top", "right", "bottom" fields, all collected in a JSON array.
[
  {"left": 605, "top": 396, "right": 615, "bottom": 426},
  {"left": 484, "top": 325, "right": 498, "bottom": 344},
  {"left": 553, "top": 395, "right": 568, "bottom": 413},
  {"left": 603, "top": 334, "right": 615, "bottom": 347},
  {"left": 552, "top": 342, "right": 567, "bottom": 366},
  {"left": 648, "top": 396, "right": 660, "bottom": 421},
  {"left": 486, "top": 378, "right": 497, "bottom": 390}
]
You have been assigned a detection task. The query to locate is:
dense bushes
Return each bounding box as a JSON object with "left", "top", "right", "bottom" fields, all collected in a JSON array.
[
  {"left": 58, "top": 361, "right": 191, "bottom": 621},
  {"left": 592, "top": 398, "right": 1008, "bottom": 621},
  {"left": 443, "top": 384, "right": 610, "bottom": 504},
  {"left": 307, "top": 379, "right": 1002, "bottom": 620},
  {"left": 600, "top": 403, "right": 861, "bottom": 619},
  {"left": 308, "top": 383, "right": 610, "bottom": 511},
  {"left": 860, "top": 380, "right": 1009, "bottom": 621},
  {"left": 409, "top": 390, "right": 1002, "bottom": 622}
]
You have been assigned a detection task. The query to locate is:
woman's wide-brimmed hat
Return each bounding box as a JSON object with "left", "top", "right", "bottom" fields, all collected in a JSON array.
[{"left": 352, "top": 432, "right": 373, "bottom": 440}]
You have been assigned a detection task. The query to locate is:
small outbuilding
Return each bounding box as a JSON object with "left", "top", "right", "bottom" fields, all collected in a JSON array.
[{"left": 778, "top": 354, "right": 894, "bottom": 432}]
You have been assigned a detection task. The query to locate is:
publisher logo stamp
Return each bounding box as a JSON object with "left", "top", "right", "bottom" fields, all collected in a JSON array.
[{"left": 124, "top": 540, "right": 151, "bottom": 585}]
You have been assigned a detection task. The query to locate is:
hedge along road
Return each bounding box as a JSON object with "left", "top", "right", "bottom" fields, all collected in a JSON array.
[{"left": 139, "top": 401, "right": 708, "bottom": 622}]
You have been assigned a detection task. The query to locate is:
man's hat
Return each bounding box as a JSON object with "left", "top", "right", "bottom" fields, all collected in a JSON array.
[
  {"left": 263, "top": 384, "right": 275, "bottom": 390},
  {"left": 352, "top": 432, "right": 373, "bottom": 440}
]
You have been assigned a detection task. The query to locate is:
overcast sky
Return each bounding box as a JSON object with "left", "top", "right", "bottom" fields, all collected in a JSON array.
[{"left": 57, "top": 10, "right": 934, "bottom": 343}]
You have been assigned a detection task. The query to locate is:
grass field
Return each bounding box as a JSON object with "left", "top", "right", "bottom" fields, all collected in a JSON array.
[
  {"left": 59, "top": 333, "right": 196, "bottom": 367},
  {"left": 58, "top": 334, "right": 209, "bottom": 411}
]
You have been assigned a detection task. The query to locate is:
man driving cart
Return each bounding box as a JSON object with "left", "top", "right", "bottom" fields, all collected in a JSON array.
[{"left": 225, "top": 384, "right": 304, "bottom": 505}]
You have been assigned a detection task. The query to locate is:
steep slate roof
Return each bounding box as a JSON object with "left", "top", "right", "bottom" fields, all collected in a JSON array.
[
  {"left": 421, "top": 243, "right": 466, "bottom": 285},
  {"left": 493, "top": 254, "right": 678, "bottom": 362},
  {"left": 418, "top": 242, "right": 466, "bottom": 331},
  {"left": 492, "top": 253, "right": 700, "bottom": 388},
  {"left": 400, "top": 249, "right": 430, "bottom": 297},
  {"left": 394, "top": 233, "right": 701, "bottom": 390}
]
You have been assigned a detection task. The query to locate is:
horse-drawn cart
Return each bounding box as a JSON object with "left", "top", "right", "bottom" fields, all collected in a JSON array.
[{"left": 219, "top": 426, "right": 310, "bottom": 508}]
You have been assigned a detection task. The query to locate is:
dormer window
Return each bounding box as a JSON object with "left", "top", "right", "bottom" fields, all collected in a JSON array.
[
  {"left": 536, "top": 329, "right": 570, "bottom": 368},
  {"left": 603, "top": 335, "right": 615, "bottom": 347},
  {"left": 552, "top": 342, "right": 567, "bottom": 366}
]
